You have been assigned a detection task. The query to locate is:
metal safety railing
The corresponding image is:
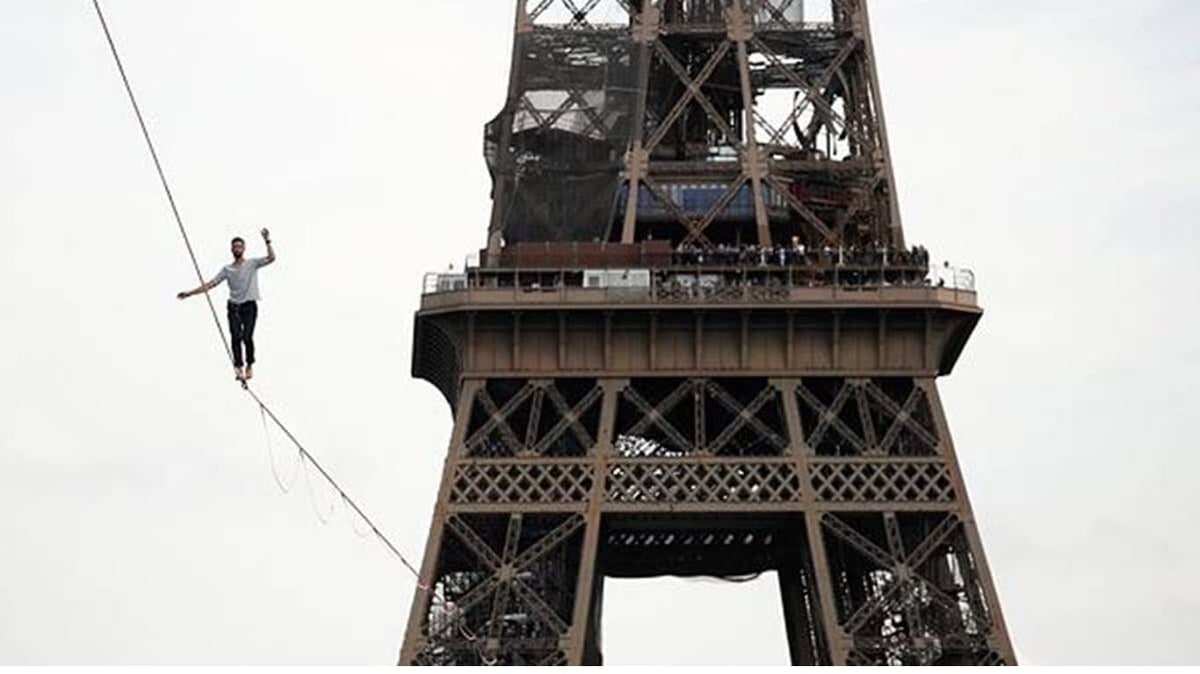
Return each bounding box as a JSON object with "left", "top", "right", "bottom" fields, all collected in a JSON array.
[{"left": 419, "top": 262, "right": 980, "bottom": 305}]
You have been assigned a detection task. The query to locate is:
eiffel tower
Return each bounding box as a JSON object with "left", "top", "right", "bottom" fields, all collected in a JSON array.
[{"left": 400, "top": 0, "right": 1015, "bottom": 665}]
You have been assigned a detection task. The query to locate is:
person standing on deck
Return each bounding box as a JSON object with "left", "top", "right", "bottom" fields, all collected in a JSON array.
[{"left": 177, "top": 228, "right": 276, "bottom": 382}]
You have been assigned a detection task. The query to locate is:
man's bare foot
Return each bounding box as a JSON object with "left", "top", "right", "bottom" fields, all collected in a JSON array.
[
  {"left": 245, "top": 365, "right": 254, "bottom": 380},
  {"left": 235, "top": 367, "right": 246, "bottom": 382}
]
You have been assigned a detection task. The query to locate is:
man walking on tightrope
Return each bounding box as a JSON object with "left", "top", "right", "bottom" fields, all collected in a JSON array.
[{"left": 177, "top": 228, "right": 275, "bottom": 383}]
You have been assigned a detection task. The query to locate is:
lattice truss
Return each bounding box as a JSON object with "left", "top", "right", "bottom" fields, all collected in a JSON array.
[
  {"left": 452, "top": 377, "right": 951, "bottom": 507},
  {"left": 821, "top": 512, "right": 1007, "bottom": 665},
  {"left": 487, "top": 3, "right": 637, "bottom": 244},
  {"left": 415, "top": 513, "right": 584, "bottom": 666},
  {"left": 810, "top": 460, "right": 954, "bottom": 504},
  {"left": 609, "top": 376, "right": 797, "bottom": 507},
  {"left": 491, "top": 0, "right": 895, "bottom": 249},
  {"left": 631, "top": 0, "right": 886, "bottom": 248},
  {"left": 527, "top": 0, "right": 816, "bottom": 29},
  {"left": 795, "top": 378, "right": 941, "bottom": 457},
  {"left": 453, "top": 461, "right": 594, "bottom": 506},
  {"left": 527, "top": 0, "right": 634, "bottom": 28},
  {"left": 464, "top": 379, "right": 604, "bottom": 458},
  {"left": 614, "top": 377, "right": 789, "bottom": 457},
  {"left": 606, "top": 458, "right": 801, "bottom": 504}
]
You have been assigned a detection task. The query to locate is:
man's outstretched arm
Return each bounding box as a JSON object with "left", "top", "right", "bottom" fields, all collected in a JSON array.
[{"left": 177, "top": 273, "right": 223, "bottom": 300}]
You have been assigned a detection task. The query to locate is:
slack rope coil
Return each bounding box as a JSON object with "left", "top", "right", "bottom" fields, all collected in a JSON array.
[{"left": 260, "top": 402, "right": 301, "bottom": 493}]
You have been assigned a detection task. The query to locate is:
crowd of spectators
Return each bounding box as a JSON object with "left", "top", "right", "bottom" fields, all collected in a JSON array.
[
  {"left": 672, "top": 240, "right": 930, "bottom": 269},
  {"left": 654, "top": 265, "right": 940, "bottom": 298},
  {"left": 429, "top": 238, "right": 979, "bottom": 297}
]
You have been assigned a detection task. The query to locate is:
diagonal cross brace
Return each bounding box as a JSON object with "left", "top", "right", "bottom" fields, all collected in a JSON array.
[
  {"left": 640, "top": 174, "right": 719, "bottom": 247},
  {"left": 623, "top": 381, "right": 697, "bottom": 454},
  {"left": 751, "top": 36, "right": 871, "bottom": 151},
  {"left": 531, "top": 385, "right": 602, "bottom": 455},
  {"left": 865, "top": 382, "right": 940, "bottom": 453},
  {"left": 448, "top": 515, "right": 504, "bottom": 571},
  {"left": 754, "top": 37, "right": 860, "bottom": 148},
  {"left": 644, "top": 40, "right": 735, "bottom": 152},
  {"left": 797, "top": 382, "right": 868, "bottom": 454},
  {"left": 467, "top": 384, "right": 536, "bottom": 456},
  {"left": 705, "top": 383, "right": 787, "bottom": 454},
  {"left": 680, "top": 175, "right": 753, "bottom": 247}
]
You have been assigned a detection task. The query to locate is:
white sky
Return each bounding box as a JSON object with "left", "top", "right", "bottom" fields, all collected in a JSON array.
[{"left": 2, "top": 0, "right": 1199, "bottom": 665}]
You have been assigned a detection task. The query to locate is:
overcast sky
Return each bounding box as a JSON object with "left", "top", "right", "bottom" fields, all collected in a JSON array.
[{"left": 2, "top": 0, "right": 1199, "bottom": 665}]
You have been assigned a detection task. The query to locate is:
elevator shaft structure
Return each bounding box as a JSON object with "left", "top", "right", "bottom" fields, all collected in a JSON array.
[{"left": 402, "top": 0, "right": 1015, "bottom": 665}]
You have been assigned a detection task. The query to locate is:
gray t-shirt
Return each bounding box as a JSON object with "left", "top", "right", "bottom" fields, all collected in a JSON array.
[{"left": 210, "top": 257, "right": 271, "bottom": 304}]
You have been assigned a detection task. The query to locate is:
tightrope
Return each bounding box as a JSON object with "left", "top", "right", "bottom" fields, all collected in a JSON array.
[{"left": 90, "top": 0, "right": 429, "bottom": 593}]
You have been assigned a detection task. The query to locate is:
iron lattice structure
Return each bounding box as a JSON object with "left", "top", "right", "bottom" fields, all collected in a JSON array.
[{"left": 403, "top": 0, "right": 1015, "bottom": 665}]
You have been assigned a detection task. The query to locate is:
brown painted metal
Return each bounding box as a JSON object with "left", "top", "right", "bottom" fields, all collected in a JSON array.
[{"left": 402, "top": 0, "right": 1014, "bottom": 666}]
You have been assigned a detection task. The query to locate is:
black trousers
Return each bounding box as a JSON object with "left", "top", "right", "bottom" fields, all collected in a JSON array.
[{"left": 227, "top": 300, "right": 258, "bottom": 368}]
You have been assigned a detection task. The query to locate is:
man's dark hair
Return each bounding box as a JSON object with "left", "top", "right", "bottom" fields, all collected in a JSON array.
[{"left": 231, "top": 237, "right": 245, "bottom": 245}]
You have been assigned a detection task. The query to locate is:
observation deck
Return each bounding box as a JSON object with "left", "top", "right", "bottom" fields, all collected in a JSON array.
[{"left": 413, "top": 243, "right": 981, "bottom": 407}]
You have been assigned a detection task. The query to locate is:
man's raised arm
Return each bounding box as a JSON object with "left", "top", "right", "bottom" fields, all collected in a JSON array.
[{"left": 259, "top": 228, "right": 275, "bottom": 266}]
